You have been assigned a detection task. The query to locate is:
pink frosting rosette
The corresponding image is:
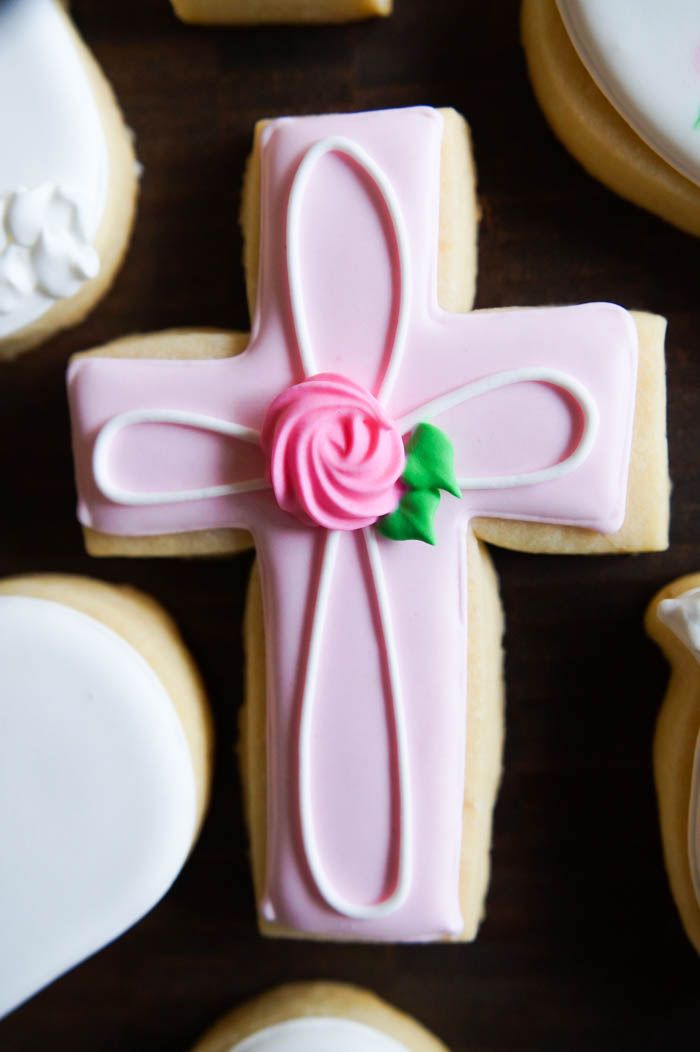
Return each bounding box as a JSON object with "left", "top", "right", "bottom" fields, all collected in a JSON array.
[{"left": 261, "top": 373, "right": 405, "bottom": 530}]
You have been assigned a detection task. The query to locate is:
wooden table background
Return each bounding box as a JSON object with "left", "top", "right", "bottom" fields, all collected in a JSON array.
[{"left": 1, "top": 1, "right": 698, "bottom": 1047}]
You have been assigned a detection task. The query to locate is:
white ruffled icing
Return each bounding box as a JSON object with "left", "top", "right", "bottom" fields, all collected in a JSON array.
[
  {"left": 230, "top": 1018, "right": 410, "bottom": 1052},
  {"left": 658, "top": 589, "right": 700, "bottom": 661},
  {"left": 0, "top": 184, "right": 100, "bottom": 314},
  {"left": 0, "top": 0, "right": 107, "bottom": 336}
]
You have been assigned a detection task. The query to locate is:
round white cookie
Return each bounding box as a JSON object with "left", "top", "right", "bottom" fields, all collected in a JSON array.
[
  {"left": 558, "top": 0, "right": 700, "bottom": 188},
  {"left": 522, "top": 0, "right": 700, "bottom": 237},
  {"left": 0, "top": 575, "right": 212, "bottom": 1018},
  {"left": 190, "top": 984, "right": 448, "bottom": 1052},
  {"left": 0, "top": 0, "right": 137, "bottom": 358},
  {"left": 231, "top": 1018, "right": 410, "bottom": 1052}
]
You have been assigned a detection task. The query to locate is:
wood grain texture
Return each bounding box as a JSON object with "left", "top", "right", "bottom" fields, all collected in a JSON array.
[{"left": 0, "top": 1, "right": 697, "bottom": 1048}]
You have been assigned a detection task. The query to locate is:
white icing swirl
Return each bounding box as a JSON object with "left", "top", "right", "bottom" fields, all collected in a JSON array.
[
  {"left": 0, "top": 183, "right": 99, "bottom": 314},
  {"left": 230, "top": 1018, "right": 410, "bottom": 1052}
]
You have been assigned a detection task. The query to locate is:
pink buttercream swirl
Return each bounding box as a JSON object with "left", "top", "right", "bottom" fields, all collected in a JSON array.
[{"left": 262, "top": 373, "right": 405, "bottom": 530}]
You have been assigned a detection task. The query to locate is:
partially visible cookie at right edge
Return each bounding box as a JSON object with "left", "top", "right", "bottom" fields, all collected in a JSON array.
[
  {"left": 171, "top": 0, "right": 392, "bottom": 24},
  {"left": 521, "top": 0, "right": 700, "bottom": 237},
  {"left": 646, "top": 575, "right": 700, "bottom": 953},
  {"left": 190, "top": 983, "right": 448, "bottom": 1052}
]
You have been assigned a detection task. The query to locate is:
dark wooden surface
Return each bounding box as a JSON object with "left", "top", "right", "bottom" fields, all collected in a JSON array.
[{"left": 1, "top": 1, "right": 698, "bottom": 1048}]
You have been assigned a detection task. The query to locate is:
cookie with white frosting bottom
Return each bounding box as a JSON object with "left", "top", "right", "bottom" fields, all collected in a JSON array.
[
  {"left": 0, "top": 0, "right": 137, "bottom": 358},
  {"left": 0, "top": 574, "right": 212, "bottom": 1018},
  {"left": 190, "top": 984, "right": 447, "bottom": 1052}
]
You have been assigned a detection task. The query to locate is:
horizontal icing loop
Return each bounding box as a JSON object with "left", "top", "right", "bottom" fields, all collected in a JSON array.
[
  {"left": 299, "top": 529, "right": 412, "bottom": 920},
  {"left": 398, "top": 367, "right": 599, "bottom": 491},
  {"left": 286, "top": 136, "right": 411, "bottom": 401},
  {"left": 261, "top": 373, "right": 405, "bottom": 530},
  {"left": 93, "top": 408, "right": 266, "bottom": 506},
  {"left": 0, "top": 183, "right": 99, "bottom": 314}
]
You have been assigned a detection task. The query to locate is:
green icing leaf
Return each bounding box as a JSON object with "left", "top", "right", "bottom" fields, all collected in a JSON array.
[
  {"left": 402, "top": 422, "right": 461, "bottom": 498},
  {"left": 377, "top": 488, "right": 440, "bottom": 545}
]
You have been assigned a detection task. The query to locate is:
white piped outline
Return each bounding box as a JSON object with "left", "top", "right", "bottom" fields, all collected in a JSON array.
[
  {"left": 298, "top": 528, "right": 413, "bottom": 920},
  {"left": 92, "top": 408, "right": 265, "bottom": 506},
  {"left": 398, "top": 366, "right": 598, "bottom": 490},
  {"left": 287, "top": 136, "right": 411, "bottom": 401}
]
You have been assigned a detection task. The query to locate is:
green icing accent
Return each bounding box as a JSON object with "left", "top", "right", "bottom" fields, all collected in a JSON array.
[
  {"left": 694, "top": 108, "right": 700, "bottom": 131},
  {"left": 402, "top": 422, "right": 461, "bottom": 497},
  {"left": 377, "top": 422, "right": 461, "bottom": 544},
  {"left": 377, "top": 488, "right": 440, "bottom": 545}
]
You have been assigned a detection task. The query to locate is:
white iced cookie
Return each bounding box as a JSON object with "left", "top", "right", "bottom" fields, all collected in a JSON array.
[
  {"left": 522, "top": 0, "right": 700, "bottom": 237},
  {"left": 171, "top": 0, "right": 392, "bottom": 25},
  {"left": 190, "top": 984, "right": 448, "bottom": 1052},
  {"left": 646, "top": 575, "right": 700, "bottom": 953},
  {"left": 0, "top": 0, "right": 137, "bottom": 358},
  {"left": 0, "top": 575, "right": 212, "bottom": 1018}
]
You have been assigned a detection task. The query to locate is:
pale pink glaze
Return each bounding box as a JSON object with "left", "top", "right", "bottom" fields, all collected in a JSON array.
[
  {"left": 68, "top": 108, "right": 638, "bottom": 940},
  {"left": 262, "top": 373, "right": 404, "bottom": 530}
]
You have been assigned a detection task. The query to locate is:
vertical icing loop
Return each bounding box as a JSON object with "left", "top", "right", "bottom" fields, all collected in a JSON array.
[
  {"left": 298, "top": 528, "right": 412, "bottom": 919},
  {"left": 286, "top": 136, "right": 411, "bottom": 400}
]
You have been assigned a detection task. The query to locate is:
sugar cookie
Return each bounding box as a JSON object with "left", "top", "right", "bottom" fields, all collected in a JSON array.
[
  {"left": 0, "top": 574, "right": 212, "bottom": 1017},
  {"left": 0, "top": 0, "right": 138, "bottom": 359},
  {"left": 646, "top": 575, "right": 700, "bottom": 953},
  {"left": 522, "top": 0, "right": 700, "bottom": 237},
  {"left": 190, "top": 983, "right": 447, "bottom": 1052},
  {"left": 68, "top": 105, "right": 669, "bottom": 943},
  {"left": 171, "top": 0, "right": 392, "bottom": 25}
]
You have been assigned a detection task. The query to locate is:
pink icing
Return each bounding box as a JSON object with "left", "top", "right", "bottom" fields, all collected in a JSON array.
[
  {"left": 262, "top": 373, "right": 405, "bottom": 530},
  {"left": 68, "top": 107, "right": 639, "bottom": 941}
]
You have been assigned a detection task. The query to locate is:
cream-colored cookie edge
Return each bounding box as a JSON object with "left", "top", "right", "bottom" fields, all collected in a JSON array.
[
  {"left": 0, "top": 573, "right": 212, "bottom": 835},
  {"left": 172, "top": 0, "right": 392, "bottom": 26},
  {"left": 646, "top": 576, "right": 700, "bottom": 953},
  {"left": 189, "top": 983, "right": 448, "bottom": 1051}
]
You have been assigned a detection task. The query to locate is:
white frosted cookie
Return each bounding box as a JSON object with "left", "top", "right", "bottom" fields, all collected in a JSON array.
[
  {"left": 0, "top": 0, "right": 138, "bottom": 358},
  {"left": 190, "top": 984, "right": 447, "bottom": 1052},
  {"left": 171, "top": 0, "right": 392, "bottom": 23},
  {"left": 647, "top": 575, "right": 700, "bottom": 952},
  {"left": 67, "top": 106, "right": 669, "bottom": 944},
  {"left": 522, "top": 0, "right": 700, "bottom": 237},
  {"left": 0, "top": 574, "right": 212, "bottom": 1018}
]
